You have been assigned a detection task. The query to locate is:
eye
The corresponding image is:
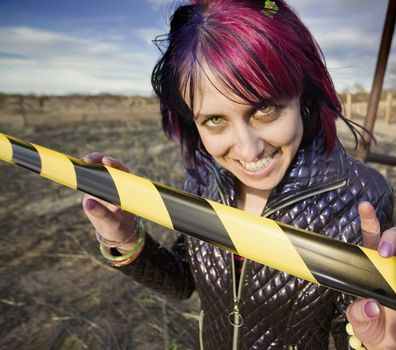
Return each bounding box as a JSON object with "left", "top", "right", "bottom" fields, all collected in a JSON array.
[
  {"left": 204, "top": 116, "right": 226, "bottom": 127},
  {"left": 256, "top": 104, "right": 278, "bottom": 116},
  {"left": 252, "top": 105, "right": 281, "bottom": 123}
]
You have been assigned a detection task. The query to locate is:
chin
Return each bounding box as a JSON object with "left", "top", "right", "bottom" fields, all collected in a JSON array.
[{"left": 236, "top": 174, "right": 281, "bottom": 192}]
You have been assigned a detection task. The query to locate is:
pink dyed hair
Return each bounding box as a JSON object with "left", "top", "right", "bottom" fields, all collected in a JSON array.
[{"left": 152, "top": 0, "right": 362, "bottom": 168}]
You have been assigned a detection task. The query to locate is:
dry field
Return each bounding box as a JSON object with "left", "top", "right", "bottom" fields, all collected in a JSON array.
[
  {"left": 0, "top": 95, "right": 395, "bottom": 350},
  {"left": 0, "top": 96, "right": 199, "bottom": 350}
]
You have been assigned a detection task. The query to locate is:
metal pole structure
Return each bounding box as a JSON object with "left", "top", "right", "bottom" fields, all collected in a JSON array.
[{"left": 356, "top": 0, "right": 396, "bottom": 163}]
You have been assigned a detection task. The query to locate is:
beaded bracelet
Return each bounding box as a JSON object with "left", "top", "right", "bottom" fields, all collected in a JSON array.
[
  {"left": 96, "top": 216, "right": 142, "bottom": 248},
  {"left": 346, "top": 322, "right": 366, "bottom": 350},
  {"left": 99, "top": 218, "right": 145, "bottom": 263}
]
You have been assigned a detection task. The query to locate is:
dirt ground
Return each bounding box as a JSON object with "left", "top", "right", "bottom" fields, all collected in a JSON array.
[{"left": 0, "top": 100, "right": 395, "bottom": 350}]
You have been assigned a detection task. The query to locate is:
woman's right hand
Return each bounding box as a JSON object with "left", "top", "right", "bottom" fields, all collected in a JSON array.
[{"left": 81, "top": 152, "right": 139, "bottom": 252}]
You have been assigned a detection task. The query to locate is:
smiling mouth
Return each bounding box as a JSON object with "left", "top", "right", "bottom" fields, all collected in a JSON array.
[{"left": 238, "top": 151, "right": 277, "bottom": 172}]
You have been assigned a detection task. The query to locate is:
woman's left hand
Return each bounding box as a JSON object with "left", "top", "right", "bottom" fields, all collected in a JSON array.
[{"left": 346, "top": 201, "right": 396, "bottom": 350}]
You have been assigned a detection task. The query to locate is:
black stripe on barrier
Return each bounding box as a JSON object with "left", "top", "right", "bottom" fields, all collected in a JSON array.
[
  {"left": 283, "top": 223, "right": 396, "bottom": 309},
  {"left": 154, "top": 183, "right": 237, "bottom": 252},
  {"left": 9, "top": 136, "right": 41, "bottom": 174},
  {"left": 70, "top": 159, "right": 121, "bottom": 206}
]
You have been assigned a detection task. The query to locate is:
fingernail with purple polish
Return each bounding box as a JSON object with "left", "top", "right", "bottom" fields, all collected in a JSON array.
[
  {"left": 85, "top": 199, "right": 97, "bottom": 210},
  {"left": 378, "top": 241, "right": 394, "bottom": 258},
  {"left": 86, "top": 152, "right": 100, "bottom": 160},
  {"left": 364, "top": 300, "right": 380, "bottom": 318},
  {"left": 83, "top": 156, "right": 92, "bottom": 162}
]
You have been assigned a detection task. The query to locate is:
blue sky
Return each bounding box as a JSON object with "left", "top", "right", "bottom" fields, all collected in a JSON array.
[{"left": 0, "top": 0, "right": 394, "bottom": 95}]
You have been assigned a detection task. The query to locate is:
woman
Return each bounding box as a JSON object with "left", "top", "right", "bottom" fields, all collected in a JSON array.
[{"left": 82, "top": 1, "right": 396, "bottom": 349}]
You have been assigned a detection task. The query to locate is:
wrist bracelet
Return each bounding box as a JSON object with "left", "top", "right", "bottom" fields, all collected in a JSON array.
[
  {"left": 96, "top": 216, "right": 141, "bottom": 248},
  {"left": 110, "top": 240, "right": 146, "bottom": 267},
  {"left": 99, "top": 218, "right": 145, "bottom": 263},
  {"left": 346, "top": 322, "right": 366, "bottom": 350}
]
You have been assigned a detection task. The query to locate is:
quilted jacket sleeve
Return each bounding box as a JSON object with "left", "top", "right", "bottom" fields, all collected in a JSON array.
[
  {"left": 330, "top": 187, "right": 394, "bottom": 349},
  {"left": 115, "top": 232, "right": 195, "bottom": 299}
]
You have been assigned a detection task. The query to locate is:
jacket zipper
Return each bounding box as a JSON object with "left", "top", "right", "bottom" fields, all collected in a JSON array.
[
  {"left": 231, "top": 255, "right": 248, "bottom": 350},
  {"left": 199, "top": 310, "right": 205, "bottom": 350},
  {"left": 229, "top": 179, "right": 346, "bottom": 350}
]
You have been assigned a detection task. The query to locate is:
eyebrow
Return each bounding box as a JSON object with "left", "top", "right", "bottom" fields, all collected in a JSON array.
[{"left": 195, "top": 105, "right": 258, "bottom": 121}]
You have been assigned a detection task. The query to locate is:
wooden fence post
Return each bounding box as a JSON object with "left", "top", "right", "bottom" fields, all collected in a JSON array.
[
  {"left": 345, "top": 93, "right": 352, "bottom": 119},
  {"left": 385, "top": 92, "right": 393, "bottom": 124}
]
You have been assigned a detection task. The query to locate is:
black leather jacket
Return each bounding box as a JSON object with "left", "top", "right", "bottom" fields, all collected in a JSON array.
[{"left": 117, "top": 137, "right": 394, "bottom": 350}]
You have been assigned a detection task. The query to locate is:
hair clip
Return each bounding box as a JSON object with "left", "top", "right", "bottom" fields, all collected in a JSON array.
[{"left": 261, "top": 0, "right": 279, "bottom": 18}]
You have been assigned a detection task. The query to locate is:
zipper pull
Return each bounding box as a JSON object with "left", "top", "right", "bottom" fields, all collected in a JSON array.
[{"left": 228, "top": 303, "right": 244, "bottom": 327}]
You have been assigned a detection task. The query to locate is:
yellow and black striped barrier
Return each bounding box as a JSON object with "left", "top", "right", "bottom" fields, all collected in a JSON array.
[{"left": 0, "top": 132, "right": 395, "bottom": 309}]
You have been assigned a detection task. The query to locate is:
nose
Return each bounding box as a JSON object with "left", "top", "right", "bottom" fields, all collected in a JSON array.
[{"left": 232, "top": 123, "right": 265, "bottom": 162}]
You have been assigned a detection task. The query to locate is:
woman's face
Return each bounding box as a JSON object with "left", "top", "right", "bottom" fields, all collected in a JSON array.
[{"left": 191, "top": 73, "right": 303, "bottom": 195}]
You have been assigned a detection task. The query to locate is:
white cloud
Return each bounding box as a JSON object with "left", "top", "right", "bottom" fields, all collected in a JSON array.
[
  {"left": 314, "top": 28, "right": 378, "bottom": 52},
  {"left": 135, "top": 27, "right": 166, "bottom": 45},
  {"left": 288, "top": 0, "right": 391, "bottom": 92},
  {"left": 4, "top": 26, "right": 74, "bottom": 44},
  {"left": 313, "top": 26, "right": 380, "bottom": 91},
  {"left": 0, "top": 26, "right": 156, "bottom": 95},
  {"left": 326, "top": 58, "right": 372, "bottom": 92},
  {"left": 147, "top": 0, "right": 175, "bottom": 11}
]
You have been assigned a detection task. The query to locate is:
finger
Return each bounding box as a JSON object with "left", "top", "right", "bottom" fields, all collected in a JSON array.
[
  {"left": 102, "top": 156, "right": 129, "bottom": 172},
  {"left": 82, "top": 197, "right": 124, "bottom": 229},
  {"left": 82, "top": 152, "right": 104, "bottom": 164},
  {"left": 378, "top": 227, "right": 396, "bottom": 257},
  {"left": 82, "top": 191, "right": 120, "bottom": 213},
  {"left": 346, "top": 298, "right": 384, "bottom": 345},
  {"left": 358, "top": 201, "right": 381, "bottom": 249},
  {"left": 82, "top": 196, "right": 136, "bottom": 239},
  {"left": 83, "top": 197, "right": 112, "bottom": 218}
]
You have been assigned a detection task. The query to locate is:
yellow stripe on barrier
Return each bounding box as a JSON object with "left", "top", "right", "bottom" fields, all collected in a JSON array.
[
  {"left": 35, "top": 145, "right": 78, "bottom": 189},
  {"left": 210, "top": 201, "right": 317, "bottom": 283},
  {"left": 0, "top": 133, "right": 13, "bottom": 163},
  {"left": 362, "top": 247, "right": 396, "bottom": 290},
  {"left": 106, "top": 166, "right": 174, "bottom": 229}
]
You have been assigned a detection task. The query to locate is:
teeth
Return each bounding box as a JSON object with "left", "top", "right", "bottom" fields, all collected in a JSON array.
[{"left": 239, "top": 156, "right": 272, "bottom": 171}]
